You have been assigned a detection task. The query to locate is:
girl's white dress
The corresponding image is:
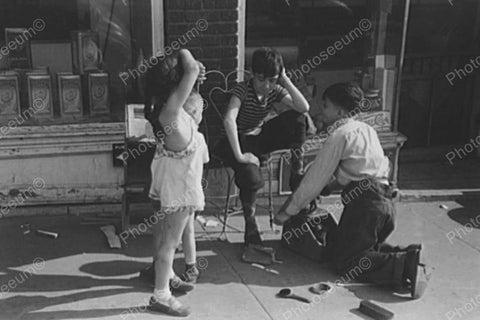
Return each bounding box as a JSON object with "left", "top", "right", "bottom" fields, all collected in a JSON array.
[{"left": 149, "top": 116, "right": 209, "bottom": 212}]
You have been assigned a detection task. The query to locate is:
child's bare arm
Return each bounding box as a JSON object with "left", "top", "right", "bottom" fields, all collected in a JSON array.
[
  {"left": 278, "top": 69, "right": 310, "bottom": 113},
  {"left": 224, "top": 96, "right": 260, "bottom": 166},
  {"left": 163, "top": 49, "right": 200, "bottom": 117},
  {"left": 160, "top": 50, "right": 203, "bottom": 149}
]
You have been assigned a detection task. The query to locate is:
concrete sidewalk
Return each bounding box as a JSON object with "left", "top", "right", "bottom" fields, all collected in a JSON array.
[{"left": 1, "top": 199, "right": 480, "bottom": 320}]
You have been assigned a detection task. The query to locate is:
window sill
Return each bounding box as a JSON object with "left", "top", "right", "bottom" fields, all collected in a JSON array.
[{"left": 0, "top": 122, "right": 124, "bottom": 158}]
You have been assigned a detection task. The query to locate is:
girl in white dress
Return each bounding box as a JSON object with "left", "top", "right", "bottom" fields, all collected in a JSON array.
[{"left": 144, "top": 49, "right": 207, "bottom": 317}]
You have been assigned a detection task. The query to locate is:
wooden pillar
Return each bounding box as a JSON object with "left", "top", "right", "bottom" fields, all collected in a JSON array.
[{"left": 393, "top": 0, "right": 412, "bottom": 132}]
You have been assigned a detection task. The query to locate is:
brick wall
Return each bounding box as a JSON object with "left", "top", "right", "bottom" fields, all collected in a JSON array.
[{"left": 164, "top": 0, "right": 240, "bottom": 148}]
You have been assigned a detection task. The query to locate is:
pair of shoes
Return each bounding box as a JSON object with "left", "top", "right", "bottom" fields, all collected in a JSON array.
[
  {"left": 180, "top": 265, "right": 200, "bottom": 283},
  {"left": 139, "top": 263, "right": 155, "bottom": 283},
  {"left": 170, "top": 275, "right": 195, "bottom": 292},
  {"left": 148, "top": 296, "right": 190, "bottom": 317}
]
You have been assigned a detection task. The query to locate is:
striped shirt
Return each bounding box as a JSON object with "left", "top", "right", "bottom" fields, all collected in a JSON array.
[{"left": 230, "top": 79, "right": 288, "bottom": 134}]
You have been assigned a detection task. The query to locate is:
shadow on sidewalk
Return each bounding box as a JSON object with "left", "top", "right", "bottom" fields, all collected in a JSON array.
[
  {"left": 1, "top": 215, "right": 413, "bottom": 319},
  {"left": 448, "top": 198, "right": 480, "bottom": 228}
]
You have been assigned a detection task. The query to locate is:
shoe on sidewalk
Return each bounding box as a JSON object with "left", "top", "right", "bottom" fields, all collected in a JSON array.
[
  {"left": 148, "top": 296, "right": 190, "bottom": 317},
  {"left": 140, "top": 263, "right": 196, "bottom": 291},
  {"left": 403, "top": 248, "right": 432, "bottom": 299},
  {"left": 411, "top": 263, "right": 434, "bottom": 299},
  {"left": 170, "top": 275, "right": 195, "bottom": 292},
  {"left": 180, "top": 265, "right": 200, "bottom": 283}
]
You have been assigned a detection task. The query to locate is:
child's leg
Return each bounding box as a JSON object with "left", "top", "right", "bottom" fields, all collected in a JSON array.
[
  {"left": 180, "top": 211, "right": 200, "bottom": 282},
  {"left": 182, "top": 212, "right": 196, "bottom": 266},
  {"left": 213, "top": 137, "right": 265, "bottom": 247},
  {"left": 152, "top": 207, "right": 190, "bottom": 295}
]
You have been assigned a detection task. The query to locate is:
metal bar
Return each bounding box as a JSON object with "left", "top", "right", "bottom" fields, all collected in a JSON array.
[{"left": 393, "top": 0, "right": 412, "bottom": 132}]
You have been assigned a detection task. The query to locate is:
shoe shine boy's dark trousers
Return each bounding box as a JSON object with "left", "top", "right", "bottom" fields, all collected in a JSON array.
[{"left": 332, "top": 178, "right": 407, "bottom": 286}]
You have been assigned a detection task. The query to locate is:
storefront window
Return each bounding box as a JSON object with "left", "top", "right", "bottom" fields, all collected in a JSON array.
[
  {"left": 0, "top": 0, "right": 152, "bottom": 129},
  {"left": 245, "top": 0, "right": 408, "bottom": 128}
]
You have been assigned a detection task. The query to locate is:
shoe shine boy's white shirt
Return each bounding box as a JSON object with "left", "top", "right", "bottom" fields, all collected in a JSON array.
[{"left": 286, "top": 118, "right": 390, "bottom": 215}]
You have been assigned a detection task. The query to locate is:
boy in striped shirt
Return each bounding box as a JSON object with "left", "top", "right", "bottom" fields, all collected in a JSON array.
[{"left": 214, "top": 47, "right": 310, "bottom": 250}]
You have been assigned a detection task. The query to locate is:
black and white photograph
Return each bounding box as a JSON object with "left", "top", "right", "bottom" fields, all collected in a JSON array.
[{"left": 1, "top": 0, "right": 479, "bottom": 319}]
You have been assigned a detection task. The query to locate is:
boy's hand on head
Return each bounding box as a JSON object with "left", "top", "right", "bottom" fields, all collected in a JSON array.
[
  {"left": 238, "top": 152, "right": 260, "bottom": 166},
  {"left": 278, "top": 68, "right": 288, "bottom": 87}
]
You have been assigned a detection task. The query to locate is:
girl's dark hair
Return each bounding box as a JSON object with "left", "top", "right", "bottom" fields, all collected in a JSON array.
[
  {"left": 251, "top": 47, "right": 284, "bottom": 78},
  {"left": 144, "top": 53, "right": 184, "bottom": 140},
  {"left": 322, "top": 82, "right": 364, "bottom": 114}
]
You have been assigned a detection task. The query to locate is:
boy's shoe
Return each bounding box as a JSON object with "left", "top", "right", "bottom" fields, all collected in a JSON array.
[
  {"left": 411, "top": 264, "right": 429, "bottom": 299},
  {"left": 148, "top": 296, "right": 190, "bottom": 317},
  {"left": 403, "top": 248, "right": 430, "bottom": 299},
  {"left": 170, "top": 274, "right": 195, "bottom": 292},
  {"left": 180, "top": 265, "right": 200, "bottom": 283},
  {"left": 403, "top": 248, "right": 419, "bottom": 284},
  {"left": 377, "top": 243, "right": 422, "bottom": 253},
  {"left": 404, "top": 244, "right": 422, "bottom": 252},
  {"left": 139, "top": 263, "right": 155, "bottom": 283}
]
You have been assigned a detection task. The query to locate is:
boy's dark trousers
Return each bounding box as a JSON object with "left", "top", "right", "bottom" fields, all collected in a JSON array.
[
  {"left": 332, "top": 178, "right": 407, "bottom": 286},
  {"left": 214, "top": 110, "right": 307, "bottom": 246}
]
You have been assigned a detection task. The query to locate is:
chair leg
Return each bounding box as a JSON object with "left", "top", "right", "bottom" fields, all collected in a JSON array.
[
  {"left": 121, "top": 193, "right": 128, "bottom": 233},
  {"left": 267, "top": 158, "right": 274, "bottom": 230},
  {"left": 220, "top": 168, "right": 233, "bottom": 239}
]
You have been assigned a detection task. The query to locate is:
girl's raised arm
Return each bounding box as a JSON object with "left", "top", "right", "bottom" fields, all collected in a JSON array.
[{"left": 163, "top": 49, "right": 200, "bottom": 116}]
